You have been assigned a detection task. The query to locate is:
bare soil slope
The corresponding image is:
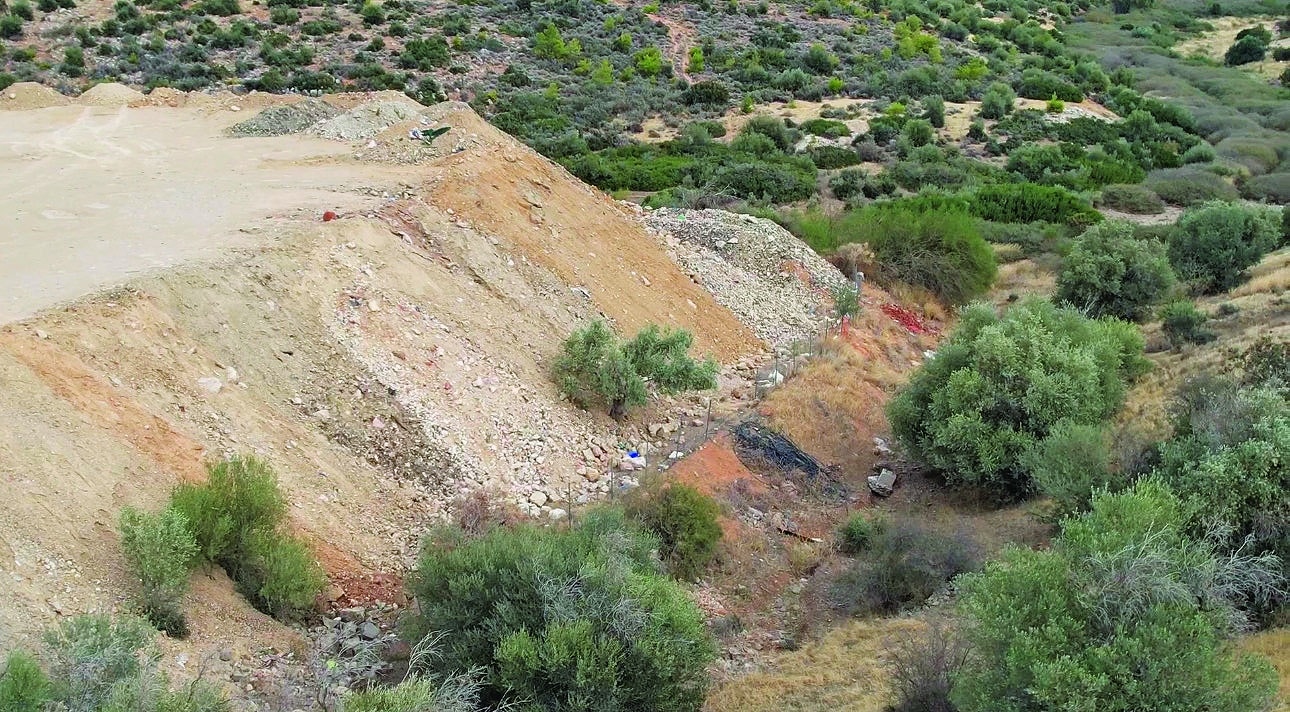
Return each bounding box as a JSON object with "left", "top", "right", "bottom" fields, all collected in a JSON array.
[{"left": 0, "top": 93, "right": 767, "bottom": 692}]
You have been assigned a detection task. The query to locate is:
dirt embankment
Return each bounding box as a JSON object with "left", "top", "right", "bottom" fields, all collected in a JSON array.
[{"left": 0, "top": 93, "right": 772, "bottom": 684}]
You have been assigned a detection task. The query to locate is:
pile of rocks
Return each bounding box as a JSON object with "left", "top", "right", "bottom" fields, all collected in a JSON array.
[
  {"left": 642, "top": 208, "right": 849, "bottom": 350},
  {"left": 308, "top": 101, "right": 423, "bottom": 141},
  {"left": 227, "top": 99, "right": 340, "bottom": 137}
]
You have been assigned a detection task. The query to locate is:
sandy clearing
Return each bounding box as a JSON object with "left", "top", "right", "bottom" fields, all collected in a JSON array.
[{"left": 0, "top": 104, "right": 413, "bottom": 324}]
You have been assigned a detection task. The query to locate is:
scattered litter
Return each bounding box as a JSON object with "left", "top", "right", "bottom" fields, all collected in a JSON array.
[
  {"left": 323, "top": 210, "right": 338, "bottom": 222},
  {"left": 868, "top": 468, "right": 897, "bottom": 497}
]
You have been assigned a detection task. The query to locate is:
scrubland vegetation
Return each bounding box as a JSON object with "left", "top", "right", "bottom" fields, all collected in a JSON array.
[{"left": 0, "top": 0, "right": 1287, "bottom": 709}]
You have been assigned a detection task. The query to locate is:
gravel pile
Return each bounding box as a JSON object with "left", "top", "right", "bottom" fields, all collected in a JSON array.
[
  {"left": 308, "top": 101, "right": 423, "bottom": 141},
  {"left": 227, "top": 99, "right": 340, "bottom": 136},
  {"left": 643, "top": 207, "right": 849, "bottom": 349}
]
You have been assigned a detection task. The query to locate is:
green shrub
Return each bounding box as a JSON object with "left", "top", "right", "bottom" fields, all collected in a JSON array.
[
  {"left": 800, "top": 118, "right": 850, "bottom": 138},
  {"left": 902, "top": 118, "right": 937, "bottom": 151},
  {"left": 834, "top": 206, "right": 996, "bottom": 306},
  {"left": 170, "top": 456, "right": 323, "bottom": 619},
  {"left": 830, "top": 521, "right": 979, "bottom": 615},
  {"left": 0, "top": 15, "right": 24, "bottom": 38},
  {"left": 710, "top": 161, "right": 815, "bottom": 203},
  {"left": 1055, "top": 220, "right": 1176, "bottom": 322},
  {"left": 738, "top": 115, "right": 793, "bottom": 151},
  {"left": 1241, "top": 172, "right": 1290, "bottom": 203},
  {"left": 953, "top": 481, "right": 1280, "bottom": 712},
  {"left": 1181, "top": 142, "right": 1217, "bottom": 164},
  {"left": 1169, "top": 201, "right": 1281, "bottom": 293},
  {"left": 553, "top": 321, "right": 717, "bottom": 418},
  {"left": 1023, "top": 421, "right": 1120, "bottom": 516},
  {"left": 406, "top": 508, "right": 715, "bottom": 711},
  {"left": 1098, "top": 183, "right": 1165, "bottom": 214},
  {"left": 1215, "top": 136, "right": 1281, "bottom": 175},
  {"left": 342, "top": 673, "right": 483, "bottom": 712},
  {"left": 118, "top": 506, "right": 197, "bottom": 636},
  {"left": 242, "top": 529, "right": 326, "bottom": 618},
  {"left": 923, "top": 94, "right": 945, "bottom": 129},
  {"left": 828, "top": 169, "right": 866, "bottom": 199},
  {"left": 682, "top": 80, "right": 729, "bottom": 105},
  {"left": 628, "top": 484, "right": 721, "bottom": 581},
  {"left": 888, "top": 299, "right": 1148, "bottom": 500},
  {"left": 1153, "top": 383, "right": 1287, "bottom": 623},
  {"left": 1241, "top": 337, "right": 1289, "bottom": 391},
  {"left": 1160, "top": 300, "right": 1216, "bottom": 349},
  {"left": 808, "top": 145, "right": 860, "bottom": 169},
  {"left": 980, "top": 82, "right": 1015, "bottom": 120},
  {"left": 969, "top": 183, "right": 1101, "bottom": 227},
  {"left": 1225, "top": 35, "right": 1267, "bottom": 65},
  {"left": 0, "top": 651, "right": 52, "bottom": 712},
  {"left": 837, "top": 513, "right": 883, "bottom": 554},
  {"left": 44, "top": 614, "right": 155, "bottom": 712},
  {"left": 1145, "top": 167, "right": 1239, "bottom": 206}
]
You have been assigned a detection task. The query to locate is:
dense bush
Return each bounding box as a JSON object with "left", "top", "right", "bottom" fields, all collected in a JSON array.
[
  {"left": 1168, "top": 201, "right": 1281, "bottom": 293},
  {"left": 1022, "top": 421, "right": 1119, "bottom": 517},
  {"left": 1241, "top": 172, "right": 1290, "bottom": 203},
  {"left": 888, "top": 299, "right": 1149, "bottom": 500},
  {"left": 406, "top": 508, "right": 715, "bottom": 711},
  {"left": 1098, "top": 183, "right": 1165, "bottom": 214},
  {"left": 808, "top": 145, "right": 860, "bottom": 169},
  {"left": 837, "top": 513, "right": 883, "bottom": 555},
  {"left": 0, "top": 651, "right": 50, "bottom": 711},
  {"left": 118, "top": 506, "right": 197, "bottom": 636},
  {"left": 170, "top": 456, "right": 324, "bottom": 619},
  {"left": 1151, "top": 381, "right": 1288, "bottom": 626},
  {"left": 830, "top": 521, "right": 979, "bottom": 616},
  {"left": 953, "top": 481, "right": 1280, "bottom": 712},
  {"left": 711, "top": 161, "right": 816, "bottom": 203},
  {"left": 969, "top": 183, "right": 1101, "bottom": 227},
  {"left": 831, "top": 206, "right": 997, "bottom": 306},
  {"left": 627, "top": 483, "right": 722, "bottom": 581},
  {"left": 1144, "top": 167, "right": 1239, "bottom": 206},
  {"left": 1055, "top": 220, "right": 1175, "bottom": 322},
  {"left": 553, "top": 321, "right": 717, "bottom": 418},
  {"left": 19, "top": 614, "right": 230, "bottom": 712},
  {"left": 1160, "top": 300, "right": 1216, "bottom": 349},
  {"left": 979, "top": 82, "right": 1015, "bottom": 120},
  {"left": 1225, "top": 35, "right": 1268, "bottom": 65},
  {"left": 342, "top": 672, "right": 484, "bottom": 712}
]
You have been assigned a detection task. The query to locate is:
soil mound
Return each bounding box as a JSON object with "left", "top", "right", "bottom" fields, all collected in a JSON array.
[
  {"left": 77, "top": 82, "right": 145, "bottom": 107},
  {"left": 0, "top": 82, "right": 71, "bottom": 110}
]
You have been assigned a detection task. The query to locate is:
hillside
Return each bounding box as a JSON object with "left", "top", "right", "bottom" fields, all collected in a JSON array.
[{"left": 0, "top": 89, "right": 924, "bottom": 706}]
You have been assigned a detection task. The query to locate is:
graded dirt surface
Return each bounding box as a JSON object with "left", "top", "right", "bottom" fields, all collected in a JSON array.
[{"left": 0, "top": 101, "right": 412, "bottom": 323}]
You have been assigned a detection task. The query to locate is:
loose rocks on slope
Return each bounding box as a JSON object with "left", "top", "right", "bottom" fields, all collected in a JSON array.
[
  {"left": 228, "top": 99, "right": 341, "bottom": 137},
  {"left": 643, "top": 208, "right": 849, "bottom": 349}
]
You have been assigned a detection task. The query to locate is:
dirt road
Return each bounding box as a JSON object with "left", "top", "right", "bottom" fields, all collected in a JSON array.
[{"left": 0, "top": 103, "right": 405, "bottom": 323}]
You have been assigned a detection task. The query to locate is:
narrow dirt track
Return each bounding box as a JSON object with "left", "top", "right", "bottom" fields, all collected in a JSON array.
[{"left": 0, "top": 104, "right": 407, "bottom": 324}]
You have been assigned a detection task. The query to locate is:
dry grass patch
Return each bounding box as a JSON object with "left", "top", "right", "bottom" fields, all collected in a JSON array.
[
  {"left": 1231, "top": 248, "right": 1290, "bottom": 298},
  {"left": 1239, "top": 627, "right": 1290, "bottom": 712},
  {"left": 705, "top": 617, "right": 925, "bottom": 712},
  {"left": 991, "top": 258, "right": 1056, "bottom": 306}
]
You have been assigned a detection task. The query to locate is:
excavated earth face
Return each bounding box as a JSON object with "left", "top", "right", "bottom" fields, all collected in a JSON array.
[
  {"left": 0, "top": 89, "right": 918, "bottom": 710},
  {"left": 0, "top": 91, "right": 851, "bottom": 698}
]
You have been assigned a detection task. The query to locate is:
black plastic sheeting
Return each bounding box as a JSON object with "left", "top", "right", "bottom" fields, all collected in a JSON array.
[{"left": 732, "top": 420, "right": 823, "bottom": 479}]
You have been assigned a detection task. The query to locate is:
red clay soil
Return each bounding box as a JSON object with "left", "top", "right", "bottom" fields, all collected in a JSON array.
[{"left": 667, "top": 434, "right": 770, "bottom": 499}]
